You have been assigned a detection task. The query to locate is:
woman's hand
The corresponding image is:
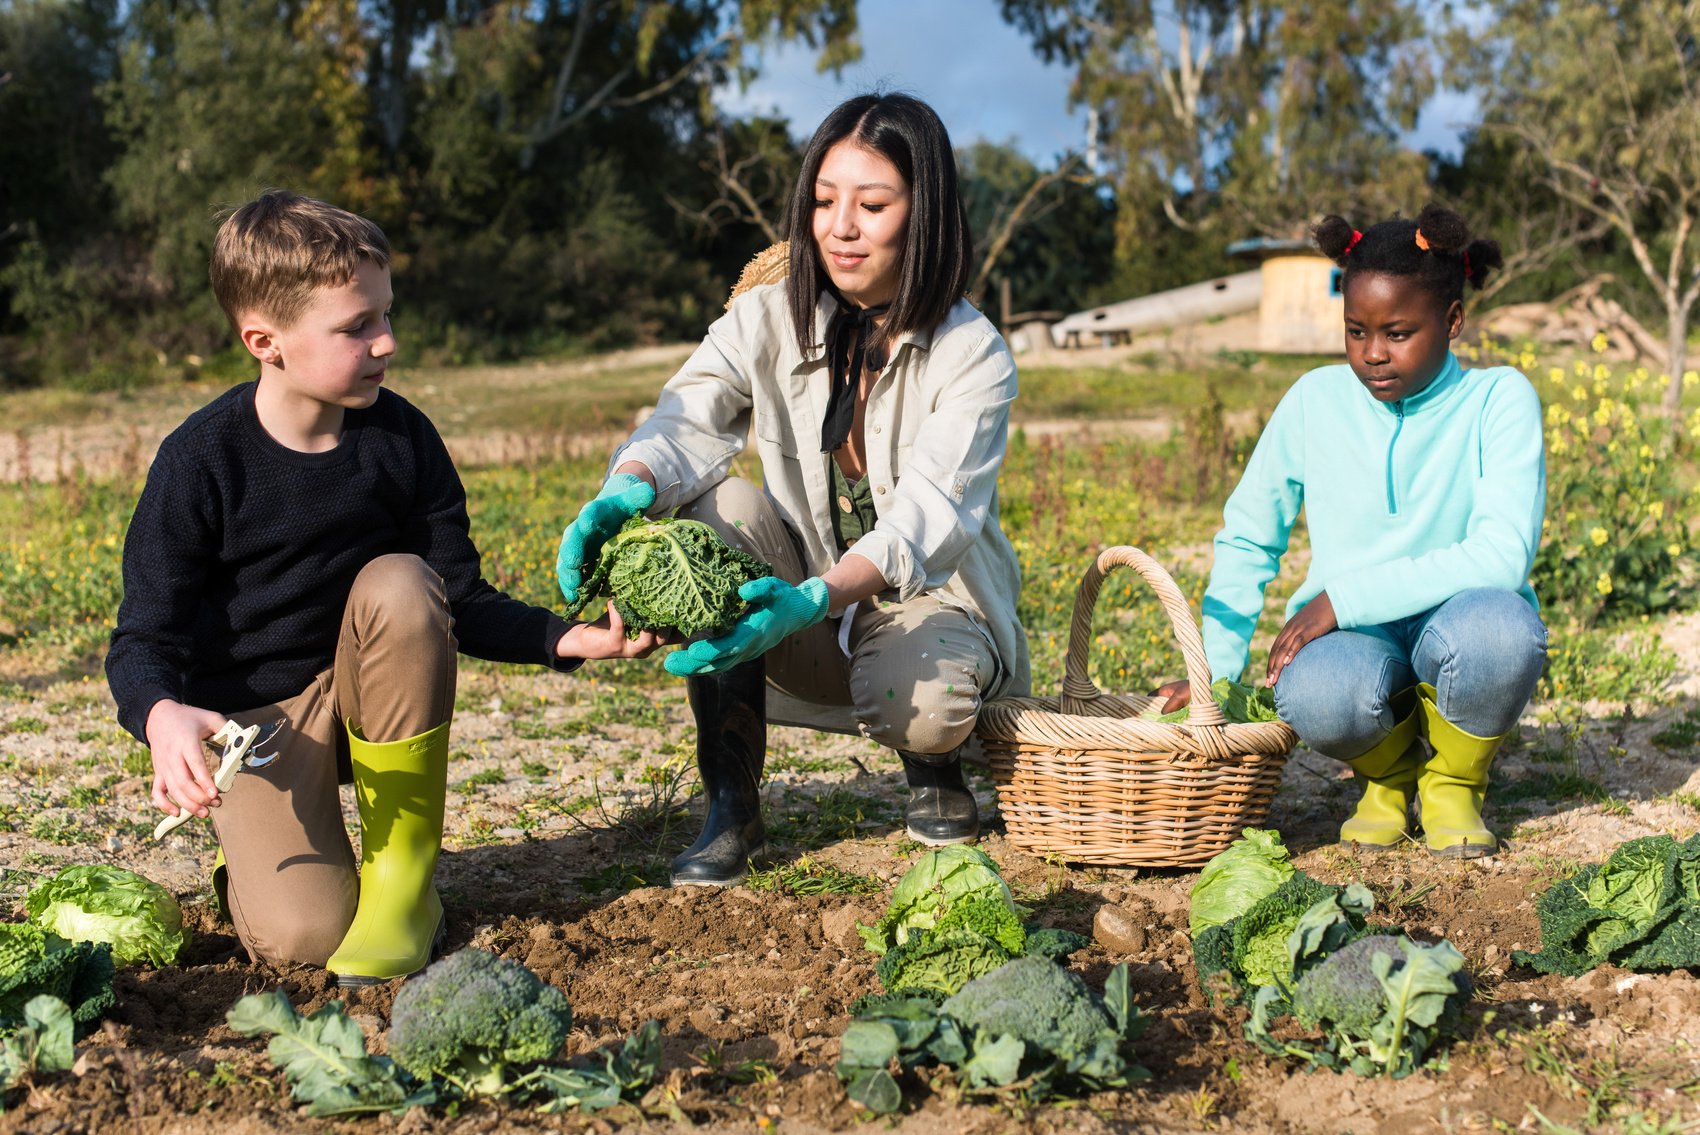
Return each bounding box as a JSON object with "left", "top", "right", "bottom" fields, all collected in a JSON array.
[
  {"left": 1152, "top": 680, "right": 1191, "bottom": 715},
  {"left": 556, "top": 468, "right": 657, "bottom": 607},
  {"left": 145, "top": 700, "right": 229, "bottom": 819},
  {"left": 559, "top": 605, "right": 667, "bottom": 660},
  {"left": 1266, "top": 590, "right": 1337, "bottom": 686},
  {"left": 664, "top": 576, "right": 831, "bottom": 677}
]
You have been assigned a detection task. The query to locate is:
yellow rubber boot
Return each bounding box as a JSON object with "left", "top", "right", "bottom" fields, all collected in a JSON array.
[
  {"left": 1339, "top": 711, "right": 1422, "bottom": 849},
  {"left": 1415, "top": 685, "right": 1503, "bottom": 858},
  {"left": 327, "top": 720, "right": 450, "bottom": 986}
]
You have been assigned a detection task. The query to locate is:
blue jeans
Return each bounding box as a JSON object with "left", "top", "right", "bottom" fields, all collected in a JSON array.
[{"left": 1273, "top": 588, "right": 1547, "bottom": 760}]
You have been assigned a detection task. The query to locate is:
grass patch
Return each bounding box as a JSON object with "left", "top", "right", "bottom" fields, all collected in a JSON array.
[
  {"left": 769, "top": 788, "right": 898, "bottom": 847},
  {"left": 1492, "top": 771, "right": 1614, "bottom": 808},
  {"left": 745, "top": 856, "right": 883, "bottom": 896},
  {"left": 8, "top": 717, "right": 48, "bottom": 735},
  {"left": 577, "top": 859, "right": 670, "bottom": 895}
]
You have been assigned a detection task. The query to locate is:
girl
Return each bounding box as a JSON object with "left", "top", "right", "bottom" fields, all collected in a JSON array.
[
  {"left": 1158, "top": 203, "right": 1547, "bottom": 858},
  {"left": 555, "top": 94, "right": 1028, "bottom": 884}
]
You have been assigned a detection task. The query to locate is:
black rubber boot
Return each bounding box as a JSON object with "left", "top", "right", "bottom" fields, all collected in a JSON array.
[
  {"left": 671, "top": 659, "right": 767, "bottom": 886},
  {"left": 899, "top": 749, "right": 980, "bottom": 845}
]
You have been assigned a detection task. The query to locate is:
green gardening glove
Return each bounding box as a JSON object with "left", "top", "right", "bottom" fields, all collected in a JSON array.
[
  {"left": 556, "top": 473, "right": 656, "bottom": 607},
  {"left": 664, "top": 576, "right": 830, "bottom": 677}
]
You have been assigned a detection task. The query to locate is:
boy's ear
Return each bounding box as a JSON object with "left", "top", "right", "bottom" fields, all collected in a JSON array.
[{"left": 240, "top": 320, "right": 283, "bottom": 367}]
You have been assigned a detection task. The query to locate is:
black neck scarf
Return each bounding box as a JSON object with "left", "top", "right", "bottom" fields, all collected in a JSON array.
[{"left": 819, "top": 301, "right": 891, "bottom": 454}]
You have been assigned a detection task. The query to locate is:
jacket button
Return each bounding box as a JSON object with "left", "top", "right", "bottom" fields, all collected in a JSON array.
[
  {"left": 875, "top": 486, "right": 886, "bottom": 495},
  {"left": 838, "top": 495, "right": 853, "bottom": 513}
]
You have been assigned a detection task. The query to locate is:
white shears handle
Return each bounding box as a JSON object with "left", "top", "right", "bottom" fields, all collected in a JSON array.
[{"left": 151, "top": 720, "right": 265, "bottom": 840}]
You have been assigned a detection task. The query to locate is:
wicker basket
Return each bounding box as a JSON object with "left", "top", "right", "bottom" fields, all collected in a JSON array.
[{"left": 977, "top": 545, "right": 1295, "bottom": 867}]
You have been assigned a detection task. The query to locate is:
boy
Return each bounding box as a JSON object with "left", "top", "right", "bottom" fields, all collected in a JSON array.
[{"left": 106, "top": 190, "right": 660, "bottom": 984}]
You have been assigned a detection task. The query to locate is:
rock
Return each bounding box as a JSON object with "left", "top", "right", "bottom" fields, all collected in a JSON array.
[
  {"left": 1093, "top": 904, "right": 1149, "bottom": 955},
  {"left": 821, "top": 906, "right": 872, "bottom": 948}
]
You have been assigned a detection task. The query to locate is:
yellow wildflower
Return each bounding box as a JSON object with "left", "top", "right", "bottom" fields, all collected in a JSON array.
[
  {"left": 1596, "top": 573, "right": 1613, "bottom": 596},
  {"left": 1591, "top": 331, "right": 1609, "bottom": 353},
  {"left": 1670, "top": 543, "right": 1684, "bottom": 557},
  {"left": 1548, "top": 367, "right": 1566, "bottom": 384},
  {"left": 1590, "top": 527, "right": 1609, "bottom": 546},
  {"left": 1594, "top": 363, "right": 1611, "bottom": 382},
  {"left": 1571, "top": 385, "right": 1587, "bottom": 402},
  {"left": 1648, "top": 500, "right": 1665, "bottom": 519}
]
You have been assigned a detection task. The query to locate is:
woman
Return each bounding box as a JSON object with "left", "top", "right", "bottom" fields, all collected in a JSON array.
[{"left": 555, "top": 93, "right": 1029, "bottom": 885}]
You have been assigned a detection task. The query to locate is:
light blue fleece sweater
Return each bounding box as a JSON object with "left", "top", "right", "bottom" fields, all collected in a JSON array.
[{"left": 1201, "top": 352, "right": 1545, "bottom": 683}]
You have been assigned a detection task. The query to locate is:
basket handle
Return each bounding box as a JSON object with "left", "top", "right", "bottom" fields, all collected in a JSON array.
[{"left": 1060, "top": 545, "right": 1226, "bottom": 727}]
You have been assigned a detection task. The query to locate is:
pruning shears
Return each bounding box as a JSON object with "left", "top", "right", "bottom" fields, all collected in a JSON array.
[{"left": 151, "top": 719, "right": 286, "bottom": 840}]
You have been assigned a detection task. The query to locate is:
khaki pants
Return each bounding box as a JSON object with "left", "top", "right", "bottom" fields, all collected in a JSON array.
[
  {"left": 678, "top": 478, "right": 997, "bottom": 756},
  {"left": 212, "top": 554, "right": 456, "bottom": 967}
]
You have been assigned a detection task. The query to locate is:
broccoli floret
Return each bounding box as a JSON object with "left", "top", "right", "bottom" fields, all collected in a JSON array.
[
  {"left": 388, "top": 949, "right": 572, "bottom": 1096},
  {"left": 1290, "top": 934, "right": 1405, "bottom": 1033},
  {"left": 875, "top": 929, "right": 1012, "bottom": 997},
  {"left": 940, "top": 956, "right": 1119, "bottom": 1068},
  {"left": 1022, "top": 927, "right": 1091, "bottom": 960}
]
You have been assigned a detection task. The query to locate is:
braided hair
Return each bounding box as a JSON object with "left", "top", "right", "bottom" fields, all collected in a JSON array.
[{"left": 1313, "top": 203, "right": 1503, "bottom": 311}]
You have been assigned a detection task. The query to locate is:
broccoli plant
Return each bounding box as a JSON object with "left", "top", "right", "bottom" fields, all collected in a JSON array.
[
  {"left": 387, "top": 949, "right": 573, "bottom": 1097},
  {"left": 568, "top": 516, "right": 773, "bottom": 638},
  {"left": 1252, "top": 933, "right": 1471, "bottom": 1078},
  {"left": 836, "top": 957, "right": 1148, "bottom": 1114}
]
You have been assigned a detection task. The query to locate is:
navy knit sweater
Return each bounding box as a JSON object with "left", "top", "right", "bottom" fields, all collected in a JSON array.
[{"left": 107, "top": 382, "right": 579, "bottom": 742}]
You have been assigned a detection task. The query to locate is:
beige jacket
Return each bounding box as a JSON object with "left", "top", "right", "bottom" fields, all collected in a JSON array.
[{"left": 612, "top": 282, "right": 1030, "bottom": 699}]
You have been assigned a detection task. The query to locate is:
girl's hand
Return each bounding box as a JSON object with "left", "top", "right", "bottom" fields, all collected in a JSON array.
[
  {"left": 558, "top": 605, "right": 667, "bottom": 660},
  {"left": 1266, "top": 590, "right": 1337, "bottom": 686},
  {"left": 145, "top": 700, "right": 229, "bottom": 819},
  {"left": 1152, "top": 680, "right": 1191, "bottom": 714}
]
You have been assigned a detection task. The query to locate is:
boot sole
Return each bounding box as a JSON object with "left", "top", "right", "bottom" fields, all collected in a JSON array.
[
  {"left": 334, "top": 913, "right": 447, "bottom": 988},
  {"left": 906, "top": 826, "right": 980, "bottom": 847},
  {"left": 1427, "top": 839, "right": 1497, "bottom": 860}
]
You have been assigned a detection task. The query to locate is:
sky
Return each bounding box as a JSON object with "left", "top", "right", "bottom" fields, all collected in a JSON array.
[{"left": 715, "top": 0, "right": 1479, "bottom": 167}]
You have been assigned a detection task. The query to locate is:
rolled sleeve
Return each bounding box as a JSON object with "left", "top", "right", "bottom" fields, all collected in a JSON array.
[{"left": 854, "top": 330, "right": 1016, "bottom": 600}]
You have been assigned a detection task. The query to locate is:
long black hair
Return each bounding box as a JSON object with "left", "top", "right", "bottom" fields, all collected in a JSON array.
[
  {"left": 784, "top": 93, "right": 973, "bottom": 357},
  {"left": 1314, "top": 203, "right": 1504, "bottom": 310}
]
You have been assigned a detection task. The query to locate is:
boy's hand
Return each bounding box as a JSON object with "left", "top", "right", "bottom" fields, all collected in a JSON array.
[
  {"left": 558, "top": 604, "right": 667, "bottom": 660},
  {"left": 1152, "top": 679, "right": 1191, "bottom": 714},
  {"left": 1266, "top": 590, "right": 1338, "bottom": 686},
  {"left": 556, "top": 473, "right": 656, "bottom": 607},
  {"left": 145, "top": 700, "right": 230, "bottom": 819}
]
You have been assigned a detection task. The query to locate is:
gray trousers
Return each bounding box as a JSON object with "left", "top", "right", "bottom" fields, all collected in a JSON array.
[{"left": 678, "top": 477, "right": 997, "bottom": 756}]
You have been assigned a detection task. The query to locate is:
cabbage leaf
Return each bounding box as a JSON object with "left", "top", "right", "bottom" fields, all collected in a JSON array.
[
  {"left": 568, "top": 516, "right": 773, "bottom": 638},
  {"left": 26, "top": 864, "right": 188, "bottom": 968}
]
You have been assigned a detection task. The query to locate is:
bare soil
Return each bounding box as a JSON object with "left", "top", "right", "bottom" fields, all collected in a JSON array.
[{"left": 3, "top": 637, "right": 1700, "bottom": 1135}]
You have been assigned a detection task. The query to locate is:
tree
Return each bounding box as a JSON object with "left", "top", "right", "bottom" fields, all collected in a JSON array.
[
  {"left": 999, "top": 0, "right": 1433, "bottom": 247},
  {"left": 1456, "top": 0, "right": 1700, "bottom": 411}
]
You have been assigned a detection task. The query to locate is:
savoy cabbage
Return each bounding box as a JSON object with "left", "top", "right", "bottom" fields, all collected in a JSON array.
[{"left": 568, "top": 516, "right": 773, "bottom": 638}]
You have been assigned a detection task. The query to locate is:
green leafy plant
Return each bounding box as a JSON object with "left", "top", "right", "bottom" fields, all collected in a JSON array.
[
  {"left": 1189, "top": 828, "right": 1297, "bottom": 934},
  {"left": 836, "top": 957, "right": 1149, "bottom": 1114},
  {"left": 568, "top": 516, "right": 772, "bottom": 638},
  {"left": 1193, "top": 873, "right": 1368, "bottom": 998},
  {"left": 1532, "top": 360, "right": 1695, "bottom": 626},
  {"left": 1152, "top": 678, "right": 1282, "bottom": 724},
  {"left": 25, "top": 864, "right": 188, "bottom": 967},
  {"left": 1513, "top": 833, "right": 1700, "bottom": 976},
  {"left": 519, "top": 1019, "right": 663, "bottom": 1114},
  {"left": 387, "top": 949, "right": 573, "bottom": 1097},
  {"left": 0, "top": 923, "right": 115, "bottom": 1039},
  {"left": 0, "top": 995, "right": 75, "bottom": 1111},
  {"left": 858, "top": 846, "right": 1022, "bottom": 955},
  {"left": 226, "top": 990, "right": 439, "bottom": 1117}
]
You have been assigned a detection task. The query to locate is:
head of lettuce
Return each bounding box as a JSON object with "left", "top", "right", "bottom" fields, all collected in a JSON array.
[{"left": 26, "top": 865, "right": 188, "bottom": 968}]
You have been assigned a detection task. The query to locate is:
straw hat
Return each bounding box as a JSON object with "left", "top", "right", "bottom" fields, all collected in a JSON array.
[{"left": 726, "top": 241, "right": 790, "bottom": 310}]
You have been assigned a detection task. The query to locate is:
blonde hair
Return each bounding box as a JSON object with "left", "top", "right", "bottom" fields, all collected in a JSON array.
[{"left": 209, "top": 190, "right": 390, "bottom": 329}]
